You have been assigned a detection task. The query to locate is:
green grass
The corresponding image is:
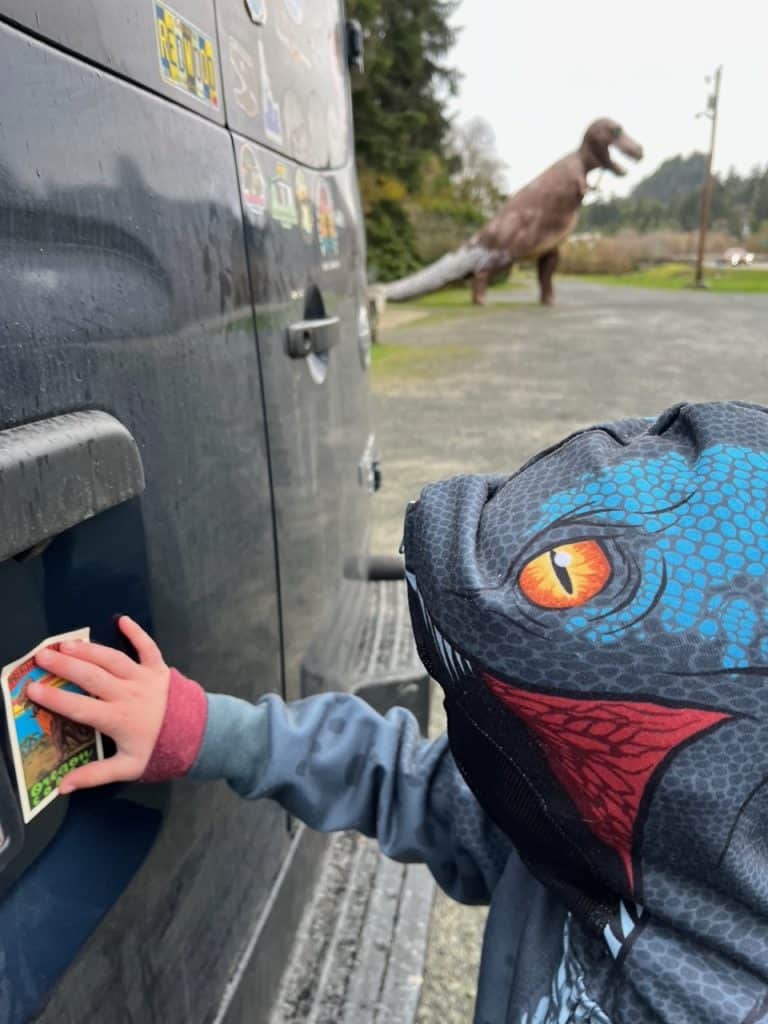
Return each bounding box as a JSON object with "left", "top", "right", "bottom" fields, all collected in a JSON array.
[
  {"left": 573, "top": 262, "right": 768, "bottom": 294},
  {"left": 370, "top": 340, "right": 473, "bottom": 378},
  {"left": 378, "top": 274, "right": 531, "bottom": 331}
]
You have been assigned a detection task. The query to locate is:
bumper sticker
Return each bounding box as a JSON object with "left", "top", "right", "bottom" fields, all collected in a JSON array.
[
  {"left": 154, "top": 1, "right": 219, "bottom": 110},
  {"left": 2, "top": 630, "right": 104, "bottom": 824}
]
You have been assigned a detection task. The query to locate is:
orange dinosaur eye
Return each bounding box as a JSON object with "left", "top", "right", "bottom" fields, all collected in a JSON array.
[{"left": 518, "top": 540, "right": 611, "bottom": 610}]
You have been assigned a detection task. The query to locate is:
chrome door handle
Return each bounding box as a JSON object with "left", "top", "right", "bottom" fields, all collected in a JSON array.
[{"left": 286, "top": 316, "right": 340, "bottom": 359}]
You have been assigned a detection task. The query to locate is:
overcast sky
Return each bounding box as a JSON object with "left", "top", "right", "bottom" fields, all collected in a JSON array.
[{"left": 449, "top": 0, "right": 768, "bottom": 200}]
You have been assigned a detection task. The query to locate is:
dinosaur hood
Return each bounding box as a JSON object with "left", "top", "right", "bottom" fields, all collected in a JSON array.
[{"left": 403, "top": 402, "right": 768, "bottom": 1022}]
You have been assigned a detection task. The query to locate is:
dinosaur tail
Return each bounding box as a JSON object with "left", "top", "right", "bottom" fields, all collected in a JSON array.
[{"left": 382, "top": 246, "right": 486, "bottom": 302}]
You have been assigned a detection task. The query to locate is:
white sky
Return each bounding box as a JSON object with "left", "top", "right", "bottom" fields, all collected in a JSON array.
[{"left": 449, "top": 0, "right": 768, "bottom": 199}]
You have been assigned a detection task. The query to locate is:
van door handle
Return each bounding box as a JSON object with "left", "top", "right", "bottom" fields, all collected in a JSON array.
[
  {"left": 0, "top": 410, "right": 145, "bottom": 563},
  {"left": 286, "top": 316, "right": 341, "bottom": 359}
]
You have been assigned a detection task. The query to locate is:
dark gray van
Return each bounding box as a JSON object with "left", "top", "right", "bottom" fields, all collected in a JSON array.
[{"left": 0, "top": 4, "right": 427, "bottom": 1021}]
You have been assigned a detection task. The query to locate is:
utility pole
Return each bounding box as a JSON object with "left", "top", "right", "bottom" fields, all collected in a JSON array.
[{"left": 694, "top": 65, "right": 723, "bottom": 288}]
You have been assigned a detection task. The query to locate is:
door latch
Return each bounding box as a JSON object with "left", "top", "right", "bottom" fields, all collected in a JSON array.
[{"left": 286, "top": 316, "right": 341, "bottom": 359}]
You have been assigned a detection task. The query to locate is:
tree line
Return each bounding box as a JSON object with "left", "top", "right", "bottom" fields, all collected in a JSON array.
[
  {"left": 579, "top": 154, "right": 768, "bottom": 246},
  {"left": 346, "top": 4, "right": 768, "bottom": 279},
  {"left": 346, "top": 0, "right": 506, "bottom": 281}
]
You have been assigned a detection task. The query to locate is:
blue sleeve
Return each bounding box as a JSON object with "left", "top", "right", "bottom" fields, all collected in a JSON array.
[{"left": 189, "top": 691, "right": 511, "bottom": 905}]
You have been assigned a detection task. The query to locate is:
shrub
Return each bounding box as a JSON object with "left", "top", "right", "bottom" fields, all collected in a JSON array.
[{"left": 560, "top": 230, "right": 738, "bottom": 274}]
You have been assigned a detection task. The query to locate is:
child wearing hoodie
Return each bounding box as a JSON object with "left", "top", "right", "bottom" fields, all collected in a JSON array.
[{"left": 28, "top": 401, "right": 768, "bottom": 1023}]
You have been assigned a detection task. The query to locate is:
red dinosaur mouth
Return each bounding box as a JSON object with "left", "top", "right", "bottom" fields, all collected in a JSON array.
[{"left": 483, "top": 673, "right": 730, "bottom": 891}]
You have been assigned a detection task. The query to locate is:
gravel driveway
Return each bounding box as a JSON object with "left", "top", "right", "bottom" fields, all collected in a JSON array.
[{"left": 369, "top": 277, "right": 768, "bottom": 1023}]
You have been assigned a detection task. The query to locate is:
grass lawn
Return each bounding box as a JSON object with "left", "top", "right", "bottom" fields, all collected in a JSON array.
[
  {"left": 370, "top": 339, "right": 473, "bottom": 377},
  {"left": 572, "top": 262, "right": 768, "bottom": 294}
]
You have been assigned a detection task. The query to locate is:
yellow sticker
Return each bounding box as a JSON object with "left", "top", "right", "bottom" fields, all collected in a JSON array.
[{"left": 154, "top": 1, "right": 219, "bottom": 110}]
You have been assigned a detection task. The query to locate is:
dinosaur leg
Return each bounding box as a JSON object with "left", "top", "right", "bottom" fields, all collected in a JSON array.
[
  {"left": 537, "top": 248, "right": 559, "bottom": 306},
  {"left": 471, "top": 269, "right": 489, "bottom": 306}
]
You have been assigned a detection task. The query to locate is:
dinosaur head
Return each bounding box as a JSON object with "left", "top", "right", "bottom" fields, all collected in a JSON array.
[
  {"left": 581, "top": 117, "right": 643, "bottom": 175},
  {"left": 403, "top": 402, "right": 768, "bottom": 944}
]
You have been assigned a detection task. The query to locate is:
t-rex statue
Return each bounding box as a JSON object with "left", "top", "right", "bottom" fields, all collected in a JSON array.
[{"left": 382, "top": 118, "right": 643, "bottom": 306}]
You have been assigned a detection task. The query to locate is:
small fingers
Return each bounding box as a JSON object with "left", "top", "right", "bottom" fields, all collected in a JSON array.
[
  {"left": 60, "top": 754, "right": 138, "bottom": 794},
  {"left": 35, "top": 648, "right": 120, "bottom": 700},
  {"left": 118, "top": 617, "right": 164, "bottom": 669},
  {"left": 25, "top": 681, "right": 111, "bottom": 734},
  {"left": 57, "top": 640, "right": 138, "bottom": 678}
]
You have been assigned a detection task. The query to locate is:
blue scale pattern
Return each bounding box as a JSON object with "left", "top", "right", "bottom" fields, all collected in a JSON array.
[
  {"left": 403, "top": 404, "right": 768, "bottom": 1024},
  {"left": 530, "top": 445, "right": 768, "bottom": 659}
]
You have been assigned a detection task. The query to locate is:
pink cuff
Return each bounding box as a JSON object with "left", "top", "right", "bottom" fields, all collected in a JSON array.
[{"left": 140, "top": 668, "right": 208, "bottom": 783}]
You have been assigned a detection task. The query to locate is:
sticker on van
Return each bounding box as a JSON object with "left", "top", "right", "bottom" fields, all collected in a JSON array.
[
  {"left": 1, "top": 630, "right": 105, "bottom": 824},
  {"left": 270, "top": 165, "right": 298, "bottom": 229},
  {"left": 295, "top": 170, "right": 314, "bottom": 242},
  {"left": 239, "top": 142, "right": 268, "bottom": 224},
  {"left": 316, "top": 180, "right": 339, "bottom": 265},
  {"left": 229, "top": 37, "right": 259, "bottom": 118},
  {"left": 258, "top": 40, "right": 283, "bottom": 144},
  {"left": 154, "top": 1, "right": 219, "bottom": 110}
]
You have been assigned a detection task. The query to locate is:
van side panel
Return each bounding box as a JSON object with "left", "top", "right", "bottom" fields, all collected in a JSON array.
[{"left": 0, "top": 22, "right": 288, "bottom": 1023}]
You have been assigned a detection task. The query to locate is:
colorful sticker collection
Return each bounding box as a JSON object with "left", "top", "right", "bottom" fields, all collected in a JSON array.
[{"left": 152, "top": 1, "right": 341, "bottom": 253}]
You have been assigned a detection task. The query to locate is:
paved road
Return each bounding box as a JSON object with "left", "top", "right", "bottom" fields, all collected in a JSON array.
[
  {"left": 372, "top": 278, "right": 768, "bottom": 554},
  {"left": 369, "top": 278, "right": 768, "bottom": 1023}
]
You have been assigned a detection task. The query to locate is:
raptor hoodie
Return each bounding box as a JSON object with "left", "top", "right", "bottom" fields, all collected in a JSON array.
[{"left": 152, "top": 402, "right": 768, "bottom": 1023}]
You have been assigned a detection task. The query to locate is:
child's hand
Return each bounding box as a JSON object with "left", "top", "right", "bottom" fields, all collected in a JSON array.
[{"left": 28, "top": 616, "right": 170, "bottom": 794}]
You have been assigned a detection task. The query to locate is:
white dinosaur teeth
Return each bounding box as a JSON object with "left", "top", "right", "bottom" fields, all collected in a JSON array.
[
  {"left": 603, "top": 901, "right": 645, "bottom": 959},
  {"left": 404, "top": 572, "right": 470, "bottom": 678},
  {"left": 434, "top": 629, "right": 457, "bottom": 682},
  {"left": 619, "top": 900, "right": 634, "bottom": 938},
  {"left": 428, "top": 606, "right": 468, "bottom": 680},
  {"left": 603, "top": 923, "right": 623, "bottom": 960}
]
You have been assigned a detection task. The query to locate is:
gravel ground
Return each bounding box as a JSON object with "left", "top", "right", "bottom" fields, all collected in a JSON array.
[{"left": 369, "top": 277, "right": 768, "bottom": 1023}]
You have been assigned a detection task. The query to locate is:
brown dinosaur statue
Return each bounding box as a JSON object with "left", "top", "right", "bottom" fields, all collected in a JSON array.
[{"left": 382, "top": 118, "right": 643, "bottom": 306}]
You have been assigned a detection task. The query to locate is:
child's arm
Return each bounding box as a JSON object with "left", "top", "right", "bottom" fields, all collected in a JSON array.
[{"left": 29, "top": 618, "right": 511, "bottom": 905}]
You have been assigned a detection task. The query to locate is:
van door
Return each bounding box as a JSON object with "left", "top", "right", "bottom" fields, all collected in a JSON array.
[
  {"left": 217, "top": 0, "right": 375, "bottom": 702},
  {"left": 0, "top": 12, "right": 288, "bottom": 1023}
]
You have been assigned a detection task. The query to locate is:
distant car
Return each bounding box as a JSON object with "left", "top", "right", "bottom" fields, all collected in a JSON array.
[{"left": 722, "top": 247, "right": 755, "bottom": 266}]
